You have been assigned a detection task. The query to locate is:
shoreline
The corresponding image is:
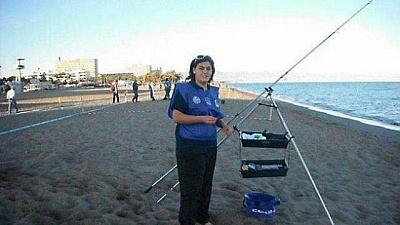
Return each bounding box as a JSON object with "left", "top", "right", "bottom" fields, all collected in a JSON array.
[
  {"left": 277, "top": 97, "right": 400, "bottom": 132},
  {"left": 223, "top": 83, "right": 400, "bottom": 132}
]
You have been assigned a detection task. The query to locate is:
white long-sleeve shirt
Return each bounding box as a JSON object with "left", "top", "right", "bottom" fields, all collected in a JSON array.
[
  {"left": 114, "top": 83, "right": 118, "bottom": 94},
  {"left": 6, "top": 88, "right": 15, "bottom": 100}
]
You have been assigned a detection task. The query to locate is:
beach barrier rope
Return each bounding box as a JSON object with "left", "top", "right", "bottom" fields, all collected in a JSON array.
[
  {"left": 87, "top": 109, "right": 153, "bottom": 115},
  {"left": 144, "top": 1, "right": 374, "bottom": 224},
  {"left": 0, "top": 104, "right": 114, "bottom": 136},
  {"left": 0, "top": 93, "right": 113, "bottom": 117}
]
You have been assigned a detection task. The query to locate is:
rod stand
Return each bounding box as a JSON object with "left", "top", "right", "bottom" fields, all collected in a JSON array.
[{"left": 265, "top": 86, "right": 274, "bottom": 94}]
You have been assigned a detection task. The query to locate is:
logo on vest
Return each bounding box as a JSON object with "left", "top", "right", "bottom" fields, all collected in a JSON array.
[
  {"left": 193, "top": 96, "right": 201, "bottom": 104},
  {"left": 205, "top": 97, "right": 211, "bottom": 105},
  {"left": 215, "top": 99, "right": 220, "bottom": 108}
]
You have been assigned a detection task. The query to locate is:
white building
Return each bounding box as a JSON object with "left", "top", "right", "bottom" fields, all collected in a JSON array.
[
  {"left": 22, "top": 70, "right": 56, "bottom": 81},
  {"left": 129, "top": 64, "right": 152, "bottom": 76},
  {"left": 55, "top": 58, "right": 98, "bottom": 80}
]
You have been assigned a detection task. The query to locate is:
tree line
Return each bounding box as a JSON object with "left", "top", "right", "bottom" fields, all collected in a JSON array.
[
  {"left": 1, "top": 70, "right": 184, "bottom": 87},
  {"left": 99, "top": 70, "right": 183, "bottom": 84}
]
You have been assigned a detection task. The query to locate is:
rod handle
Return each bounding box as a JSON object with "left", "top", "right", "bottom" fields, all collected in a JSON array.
[{"left": 144, "top": 186, "right": 153, "bottom": 193}]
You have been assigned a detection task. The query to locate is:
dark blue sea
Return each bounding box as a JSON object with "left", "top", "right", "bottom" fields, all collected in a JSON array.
[{"left": 228, "top": 82, "right": 400, "bottom": 131}]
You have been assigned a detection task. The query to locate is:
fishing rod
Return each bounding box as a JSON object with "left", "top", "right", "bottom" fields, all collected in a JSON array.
[
  {"left": 192, "top": 0, "right": 375, "bottom": 153},
  {"left": 230, "top": 92, "right": 336, "bottom": 224},
  {"left": 268, "top": 0, "right": 374, "bottom": 90},
  {"left": 147, "top": 1, "right": 374, "bottom": 219},
  {"left": 144, "top": 92, "right": 266, "bottom": 194},
  {"left": 264, "top": 1, "right": 374, "bottom": 224},
  {"left": 154, "top": 131, "right": 240, "bottom": 203},
  {"left": 268, "top": 94, "right": 335, "bottom": 224}
]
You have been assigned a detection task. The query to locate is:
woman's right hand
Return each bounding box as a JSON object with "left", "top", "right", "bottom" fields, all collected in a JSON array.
[{"left": 201, "top": 116, "right": 217, "bottom": 124}]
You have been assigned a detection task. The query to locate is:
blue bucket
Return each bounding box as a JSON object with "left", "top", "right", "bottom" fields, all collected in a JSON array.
[{"left": 243, "top": 192, "right": 280, "bottom": 219}]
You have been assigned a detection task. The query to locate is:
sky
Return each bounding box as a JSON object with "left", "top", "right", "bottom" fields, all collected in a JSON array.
[{"left": 1, "top": 0, "right": 399, "bottom": 82}]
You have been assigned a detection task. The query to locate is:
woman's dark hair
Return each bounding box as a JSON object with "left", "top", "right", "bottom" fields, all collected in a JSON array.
[{"left": 188, "top": 55, "right": 215, "bottom": 83}]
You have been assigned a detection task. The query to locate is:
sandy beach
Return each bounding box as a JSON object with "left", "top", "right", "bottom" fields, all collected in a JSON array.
[{"left": 1, "top": 86, "right": 399, "bottom": 224}]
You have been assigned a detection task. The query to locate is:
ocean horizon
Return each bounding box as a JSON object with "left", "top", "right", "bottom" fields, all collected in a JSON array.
[{"left": 227, "top": 82, "right": 400, "bottom": 132}]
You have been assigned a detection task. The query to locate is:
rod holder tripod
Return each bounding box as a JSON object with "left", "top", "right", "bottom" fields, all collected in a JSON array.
[{"left": 144, "top": 2, "right": 374, "bottom": 224}]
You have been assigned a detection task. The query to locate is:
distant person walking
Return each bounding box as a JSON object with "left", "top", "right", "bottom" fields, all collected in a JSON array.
[
  {"left": 132, "top": 79, "right": 141, "bottom": 102},
  {"left": 149, "top": 82, "right": 156, "bottom": 101},
  {"left": 7, "top": 86, "right": 19, "bottom": 114},
  {"left": 111, "top": 80, "right": 120, "bottom": 103},
  {"left": 163, "top": 78, "right": 172, "bottom": 100},
  {"left": 159, "top": 83, "right": 163, "bottom": 91}
]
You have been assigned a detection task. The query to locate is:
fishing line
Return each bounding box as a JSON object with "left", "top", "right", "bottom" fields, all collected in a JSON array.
[
  {"left": 146, "top": 2, "right": 375, "bottom": 223},
  {"left": 267, "top": 0, "right": 374, "bottom": 90},
  {"left": 246, "top": 1, "right": 374, "bottom": 224}
]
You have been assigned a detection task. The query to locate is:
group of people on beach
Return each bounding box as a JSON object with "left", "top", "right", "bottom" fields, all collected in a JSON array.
[{"left": 110, "top": 78, "right": 173, "bottom": 103}]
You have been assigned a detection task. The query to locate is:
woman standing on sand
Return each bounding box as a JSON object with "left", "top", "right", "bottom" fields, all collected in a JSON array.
[{"left": 168, "top": 55, "right": 233, "bottom": 225}]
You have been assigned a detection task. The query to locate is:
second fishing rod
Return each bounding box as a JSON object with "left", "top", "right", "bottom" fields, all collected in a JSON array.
[{"left": 144, "top": 92, "right": 265, "bottom": 194}]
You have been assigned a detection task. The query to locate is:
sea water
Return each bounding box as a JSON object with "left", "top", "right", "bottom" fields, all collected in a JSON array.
[{"left": 227, "top": 82, "right": 400, "bottom": 131}]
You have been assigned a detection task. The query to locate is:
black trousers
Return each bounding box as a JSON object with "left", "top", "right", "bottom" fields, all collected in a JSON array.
[
  {"left": 113, "top": 93, "right": 119, "bottom": 103},
  {"left": 132, "top": 91, "right": 138, "bottom": 102},
  {"left": 163, "top": 87, "right": 171, "bottom": 100},
  {"left": 176, "top": 145, "right": 217, "bottom": 225}
]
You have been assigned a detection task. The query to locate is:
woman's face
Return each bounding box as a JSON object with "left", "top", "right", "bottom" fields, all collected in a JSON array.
[{"left": 194, "top": 61, "right": 213, "bottom": 86}]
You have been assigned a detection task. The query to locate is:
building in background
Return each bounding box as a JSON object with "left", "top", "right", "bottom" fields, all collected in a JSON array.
[
  {"left": 129, "top": 64, "right": 152, "bottom": 76},
  {"left": 55, "top": 58, "right": 98, "bottom": 81},
  {"left": 128, "top": 64, "right": 161, "bottom": 76},
  {"left": 151, "top": 67, "right": 162, "bottom": 76}
]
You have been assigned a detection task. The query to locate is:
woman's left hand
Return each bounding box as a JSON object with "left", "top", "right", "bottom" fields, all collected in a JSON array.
[{"left": 222, "top": 125, "right": 234, "bottom": 137}]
